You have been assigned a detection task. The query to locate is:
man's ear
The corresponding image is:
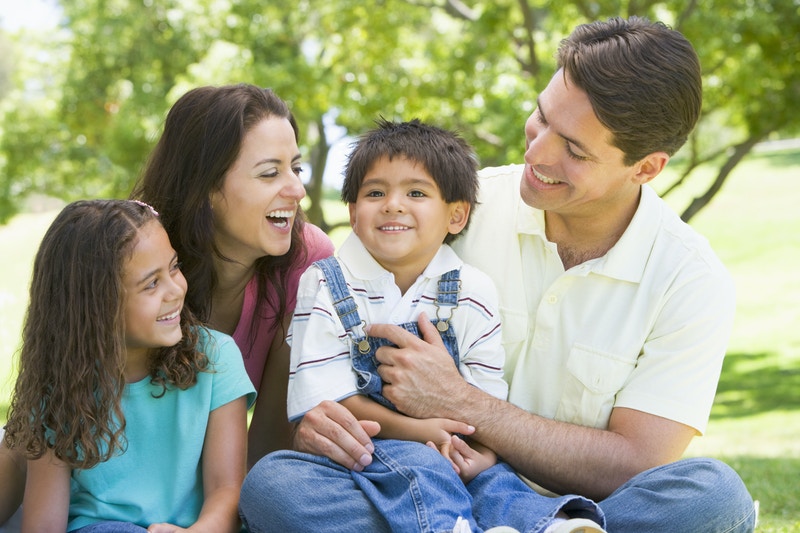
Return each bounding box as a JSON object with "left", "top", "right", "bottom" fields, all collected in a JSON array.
[
  {"left": 633, "top": 152, "right": 669, "bottom": 185},
  {"left": 447, "top": 202, "right": 470, "bottom": 235}
]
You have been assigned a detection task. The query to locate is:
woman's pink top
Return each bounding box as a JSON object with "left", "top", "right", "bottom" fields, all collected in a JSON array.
[{"left": 232, "top": 223, "right": 334, "bottom": 388}]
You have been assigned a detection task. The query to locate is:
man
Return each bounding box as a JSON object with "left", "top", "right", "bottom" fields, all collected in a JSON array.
[{"left": 242, "top": 16, "right": 756, "bottom": 533}]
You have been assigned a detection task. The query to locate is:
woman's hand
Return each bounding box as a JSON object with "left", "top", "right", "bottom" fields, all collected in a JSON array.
[{"left": 293, "top": 400, "right": 381, "bottom": 471}]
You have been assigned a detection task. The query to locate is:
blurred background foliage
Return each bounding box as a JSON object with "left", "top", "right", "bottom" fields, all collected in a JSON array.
[{"left": 0, "top": 0, "right": 798, "bottom": 230}]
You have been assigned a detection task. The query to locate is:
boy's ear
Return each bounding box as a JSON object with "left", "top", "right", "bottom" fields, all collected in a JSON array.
[
  {"left": 632, "top": 151, "right": 669, "bottom": 185},
  {"left": 348, "top": 203, "right": 358, "bottom": 232},
  {"left": 447, "top": 202, "right": 470, "bottom": 235}
]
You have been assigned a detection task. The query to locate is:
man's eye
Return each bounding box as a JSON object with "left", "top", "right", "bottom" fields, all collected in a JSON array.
[{"left": 565, "top": 143, "right": 589, "bottom": 162}]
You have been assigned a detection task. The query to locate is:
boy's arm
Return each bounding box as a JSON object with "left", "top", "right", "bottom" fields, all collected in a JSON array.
[
  {"left": 22, "top": 452, "right": 70, "bottom": 533},
  {"left": 340, "top": 394, "right": 472, "bottom": 446},
  {"left": 189, "top": 396, "right": 248, "bottom": 533}
]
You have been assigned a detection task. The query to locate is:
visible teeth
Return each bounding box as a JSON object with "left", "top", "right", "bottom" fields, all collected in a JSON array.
[
  {"left": 157, "top": 310, "right": 180, "bottom": 322},
  {"left": 533, "top": 168, "right": 559, "bottom": 184},
  {"left": 267, "top": 210, "right": 293, "bottom": 218},
  {"left": 380, "top": 226, "right": 408, "bottom": 231}
]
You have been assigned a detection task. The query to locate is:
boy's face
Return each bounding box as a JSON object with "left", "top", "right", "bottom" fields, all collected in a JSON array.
[{"left": 349, "top": 156, "right": 468, "bottom": 278}]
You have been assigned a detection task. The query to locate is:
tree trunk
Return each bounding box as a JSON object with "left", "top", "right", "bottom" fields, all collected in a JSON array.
[
  {"left": 680, "top": 133, "right": 767, "bottom": 223},
  {"left": 304, "top": 117, "right": 330, "bottom": 232}
]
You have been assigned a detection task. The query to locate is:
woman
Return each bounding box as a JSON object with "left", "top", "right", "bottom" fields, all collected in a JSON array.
[{"left": 131, "top": 84, "right": 335, "bottom": 465}]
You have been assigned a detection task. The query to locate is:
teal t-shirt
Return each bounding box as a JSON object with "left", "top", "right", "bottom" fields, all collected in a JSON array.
[{"left": 67, "top": 329, "right": 256, "bottom": 531}]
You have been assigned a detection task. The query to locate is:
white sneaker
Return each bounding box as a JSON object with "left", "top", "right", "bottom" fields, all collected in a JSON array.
[
  {"left": 485, "top": 527, "right": 522, "bottom": 533},
  {"left": 543, "top": 517, "right": 607, "bottom": 533},
  {"left": 452, "top": 516, "right": 472, "bottom": 533}
]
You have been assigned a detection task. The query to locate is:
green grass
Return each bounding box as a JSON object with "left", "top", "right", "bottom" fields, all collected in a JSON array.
[{"left": 2, "top": 150, "right": 799, "bottom": 530}]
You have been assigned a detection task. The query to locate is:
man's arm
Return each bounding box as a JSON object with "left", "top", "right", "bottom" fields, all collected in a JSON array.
[{"left": 372, "top": 316, "right": 695, "bottom": 500}]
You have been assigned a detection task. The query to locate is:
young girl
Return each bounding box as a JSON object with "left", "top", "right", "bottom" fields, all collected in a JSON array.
[{"left": 3, "top": 199, "right": 255, "bottom": 533}]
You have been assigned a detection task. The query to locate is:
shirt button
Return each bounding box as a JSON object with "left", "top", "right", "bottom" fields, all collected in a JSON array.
[{"left": 547, "top": 294, "right": 558, "bottom": 304}]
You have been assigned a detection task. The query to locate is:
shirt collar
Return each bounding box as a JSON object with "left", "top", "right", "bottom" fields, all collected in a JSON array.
[
  {"left": 514, "top": 184, "right": 662, "bottom": 283},
  {"left": 338, "top": 232, "right": 463, "bottom": 282}
]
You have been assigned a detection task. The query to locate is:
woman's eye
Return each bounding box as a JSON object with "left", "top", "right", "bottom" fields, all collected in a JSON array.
[
  {"left": 293, "top": 166, "right": 304, "bottom": 176},
  {"left": 171, "top": 261, "right": 182, "bottom": 273},
  {"left": 259, "top": 170, "right": 279, "bottom": 179}
]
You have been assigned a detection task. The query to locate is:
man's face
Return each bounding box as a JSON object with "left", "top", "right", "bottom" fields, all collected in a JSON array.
[{"left": 519, "top": 69, "right": 643, "bottom": 222}]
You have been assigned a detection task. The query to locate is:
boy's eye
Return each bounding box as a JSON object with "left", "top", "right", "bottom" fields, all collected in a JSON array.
[
  {"left": 408, "top": 190, "right": 425, "bottom": 198},
  {"left": 365, "top": 190, "right": 384, "bottom": 197}
]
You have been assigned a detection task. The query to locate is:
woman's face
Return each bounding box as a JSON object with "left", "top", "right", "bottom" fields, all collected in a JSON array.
[{"left": 210, "top": 117, "right": 306, "bottom": 266}]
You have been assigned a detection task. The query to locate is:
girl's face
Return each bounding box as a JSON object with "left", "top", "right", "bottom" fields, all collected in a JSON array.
[
  {"left": 123, "top": 220, "right": 187, "bottom": 354},
  {"left": 210, "top": 117, "right": 306, "bottom": 267}
]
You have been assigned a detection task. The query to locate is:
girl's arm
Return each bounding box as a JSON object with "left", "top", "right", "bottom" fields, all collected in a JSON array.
[
  {"left": 247, "top": 314, "right": 294, "bottom": 468},
  {"left": 22, "top": 452, "right": 71, "bottom": 533},
  {"left": 190, "top": 396, "right": 249, "bottom": 533}
]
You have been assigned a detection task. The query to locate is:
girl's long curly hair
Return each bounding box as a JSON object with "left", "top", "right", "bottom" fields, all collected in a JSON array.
[
  {"left": 130, "top": 84, "right": 309, "bottom": 355},
  {"left": 3, "top": 200, "right": 208, "bottom": 469}
]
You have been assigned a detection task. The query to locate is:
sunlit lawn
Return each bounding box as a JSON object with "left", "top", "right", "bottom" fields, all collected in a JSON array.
[{"left": 1, "top": 149, "right": 798, "bottom": 530}]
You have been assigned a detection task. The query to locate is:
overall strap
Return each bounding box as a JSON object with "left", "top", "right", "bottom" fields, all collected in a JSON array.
[
  {"left": 433, "top": 268, "right": 461, "bottom": 332},
  {"left": 314, "top": 257, "right": 363, "bottom": 332}
]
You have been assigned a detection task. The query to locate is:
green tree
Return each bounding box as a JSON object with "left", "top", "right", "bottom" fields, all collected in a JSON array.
[{"left": 0, "top": 0, "right": 798, "bottom": 226}]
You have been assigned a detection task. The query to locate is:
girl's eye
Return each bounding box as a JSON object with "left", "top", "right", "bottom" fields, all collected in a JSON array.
[
  {"left": 535, "top": 109, "right": 546, "bottom": 125},
  {"left": 145, "top": 278, "right": 158, "bottom": 290}
]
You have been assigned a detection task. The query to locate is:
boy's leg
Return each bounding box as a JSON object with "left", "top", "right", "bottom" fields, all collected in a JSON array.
[
  {"left": 240, "top": 440, "right": 476, "bottom": 533},
  {"left": 240, "top": 449, "right": 389, "bottom": 533},
  {"left": 599, "top": 457, "right": 756, "bottom": 533},
  {"left": 468, "top": 462, "right": 605, "bottom": 532}
]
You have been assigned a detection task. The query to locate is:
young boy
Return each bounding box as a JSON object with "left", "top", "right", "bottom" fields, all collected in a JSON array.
[{"left": 285, "top": 119, "right": 606, "bottom": 533}]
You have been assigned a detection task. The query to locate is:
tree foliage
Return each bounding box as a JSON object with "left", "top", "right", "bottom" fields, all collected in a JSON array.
[{"left": 0, "top": 0, "right": 798, "bottom": 224}]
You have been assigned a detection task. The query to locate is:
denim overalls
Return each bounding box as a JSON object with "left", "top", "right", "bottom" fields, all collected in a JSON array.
[{"left": 314, "top": 256, "right": 461, "bottom": 411}]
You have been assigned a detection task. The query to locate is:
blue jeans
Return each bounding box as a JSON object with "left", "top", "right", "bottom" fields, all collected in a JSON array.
[
  {"left": 239, "top": 439, "right": 603, "bottom": 533},
  {"left": 240, "top": 447, "right": 754, "bottom": 533},
  {"left": 599, "top": 458, "right": 756, "bottom": 532}
]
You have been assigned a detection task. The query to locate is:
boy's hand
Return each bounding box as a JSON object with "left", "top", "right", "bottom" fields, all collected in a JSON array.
[{"left": 429, "top": 435, "right": 497, "bottom": 483}]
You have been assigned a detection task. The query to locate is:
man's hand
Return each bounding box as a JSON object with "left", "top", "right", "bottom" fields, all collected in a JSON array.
[
  {"left": 369, "top": 312, "right": 468, "bottom": 419},
  {"left": 293, "top": 400, "right": 381, "bottom": 471}
]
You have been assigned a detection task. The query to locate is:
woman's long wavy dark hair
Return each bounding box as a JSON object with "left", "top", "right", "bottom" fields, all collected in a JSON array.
[
  {"left": 130, "top": 84, "right": 308, "bottom": 353},
  {"left": 3, "top": 200, "right": 208, "bottom": 469}
]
